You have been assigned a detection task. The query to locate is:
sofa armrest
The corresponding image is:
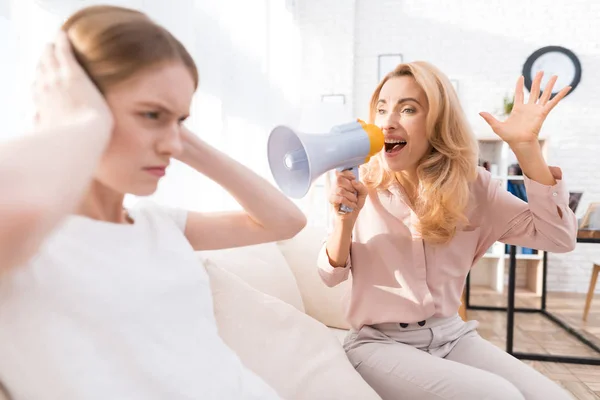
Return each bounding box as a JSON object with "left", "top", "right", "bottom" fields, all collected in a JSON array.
[{"left": 277, "top": 226, "right": 352, "bottom": 330}]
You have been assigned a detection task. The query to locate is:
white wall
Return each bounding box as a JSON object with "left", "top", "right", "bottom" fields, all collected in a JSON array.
[
  {"left": 2, "top": 0, "right": 598, "bottom": 292},
  {"left": 137, "top": 0, "right": 304, "bottom": 213},
  {"left": 0, "top": 0, "right": 305, "bottom": 213},
  {"left": 298, "top": 0, "right": 600, "bottom": 293},
  {"left": 0, "top": 3, "right": 22, "bottom": 141}
]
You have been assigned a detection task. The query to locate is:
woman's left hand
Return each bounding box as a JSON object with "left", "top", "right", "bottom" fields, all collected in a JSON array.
[
  {"left": 174, "top": 125, "right": 200, "bottom": 165},
  {"left": 174, "top": 125, "right": 227, "bottom": 175},
  {"left": 479, "top": 72, "right": 571, "bottom": 148}
]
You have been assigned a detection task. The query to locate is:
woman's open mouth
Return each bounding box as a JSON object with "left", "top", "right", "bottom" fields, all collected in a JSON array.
[{"left": 384, "top": 138, "right": 407, "bottom": 155}]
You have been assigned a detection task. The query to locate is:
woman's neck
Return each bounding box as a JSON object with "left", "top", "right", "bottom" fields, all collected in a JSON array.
[{"left": 77, "top": 180, "right": 130, "bottom": 224}]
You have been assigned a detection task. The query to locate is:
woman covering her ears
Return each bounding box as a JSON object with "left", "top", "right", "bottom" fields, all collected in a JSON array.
[{"left": 0, "top": 5, "right": 306, "bottom": 400}]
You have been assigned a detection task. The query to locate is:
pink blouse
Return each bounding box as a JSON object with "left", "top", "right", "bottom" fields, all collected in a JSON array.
[{"left": 317, "top": 167, "right": 577, "bottom": 330}]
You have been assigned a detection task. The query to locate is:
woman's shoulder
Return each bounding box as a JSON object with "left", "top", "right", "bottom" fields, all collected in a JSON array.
[
  {"left": 466, "top": 167, "right": 500, "bottom": 215},
  {"left": 470, "top": 166, "right": 497, "bottom": 196},
  {"left": 128, "top": 200, "right": 188, "bottom": 231}
]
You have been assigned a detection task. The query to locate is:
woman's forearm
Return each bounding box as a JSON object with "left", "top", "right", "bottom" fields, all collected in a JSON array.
[
  {"left": 325, "top": 218, "right": 355, "bottom": 268},
  {"left": 510, "top": 141, "right": 556, "bottom": 186},
  {"left": 0, "top": 115, "right": 111, "bottom": 269},
  {"left": 180, "top": 132, "right": 306, "bottom": 236}
]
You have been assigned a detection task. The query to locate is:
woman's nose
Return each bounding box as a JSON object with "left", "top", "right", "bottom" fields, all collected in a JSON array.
[
  {"left": 382, "top": 114, "right": 398, "bottom": 132},
  {"left": 157, "top": 125, "right": 183, "bottom": 156}
]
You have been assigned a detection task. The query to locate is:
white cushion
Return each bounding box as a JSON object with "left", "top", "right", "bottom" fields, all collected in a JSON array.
[
  {"left": 277, "top": 226, "right": 352, "bottom": 330},
  {"left": 207, "top": 263, "right": 382, "bottom": 400},
  {"left": 200, "top": 242, "right": 304, "bottom": 312}
]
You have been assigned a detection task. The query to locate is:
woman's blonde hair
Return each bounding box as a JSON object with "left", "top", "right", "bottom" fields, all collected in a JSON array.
[
  {"left": 361, "top": 61, "right": 478, "bottom": 244},
  {"left": 62, "top": 5, "right": 198, "bottom": 92}
]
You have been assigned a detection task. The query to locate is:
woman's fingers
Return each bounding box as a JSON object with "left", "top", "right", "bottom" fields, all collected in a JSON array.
[
  {"left": 330, "top": 184, "right": 357, "bottom": 204},
  {"left": 539, "top": 75, "right": 558, "bottom": 106},
  {"left": 329, "top": 174, "right": 358, "bottom": 207},
  {"left": 54, "top": 31, "right": 79, "bottom": 78},
  {"left": 338, "top": 186, "right": 358, "bottom": 203},
  {"left": 514, "top": 75, "right": 525, "bottom": 104},
  {"left": 335, "top": 169, "right": 358, "bottom": 182},
  {"left": 528, "top": 71, "right": 543, "bottom": 104},
  {"left": 335, "top": 173, "right": 356, "bottom": 192},
  {"left": 351, "top": 179, "right": 368, "bottom": 198},
  {"left": 545, "top": 85, "right": 572, "bottom": 113},
  {"left": 331, "top": 194, "right": 357, "bottom": 211},
  {"left": 331, "top": 170, "right": 366, "bottom": 214},
  {"left": 39, "top": 43, "right": 59, "bottom": 84},
  {"left": 479, "top": 112, "right": 500, "bottom": 131}
]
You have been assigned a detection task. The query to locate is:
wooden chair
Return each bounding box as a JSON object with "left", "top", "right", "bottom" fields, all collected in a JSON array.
[{"left": 583, "top": 262, "right": 600, "bottom": 322}]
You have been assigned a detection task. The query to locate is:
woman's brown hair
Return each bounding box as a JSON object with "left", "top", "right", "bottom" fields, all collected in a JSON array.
[{"left": 62, "top": 5, "right": 198, "bottom": 92}]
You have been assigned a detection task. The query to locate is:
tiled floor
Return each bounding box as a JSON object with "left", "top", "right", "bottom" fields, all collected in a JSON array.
[{"left": 469, "top": 286, "right": 600, "bottom": 399}]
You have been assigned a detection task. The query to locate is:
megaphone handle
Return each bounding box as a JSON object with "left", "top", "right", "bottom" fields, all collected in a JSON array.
[{"left": 338, "top": 166, "right": 359, "bottom": 214}]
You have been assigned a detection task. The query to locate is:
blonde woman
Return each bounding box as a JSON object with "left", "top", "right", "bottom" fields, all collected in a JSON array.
[
  {"left": 0, "top": 5, "right": 305, "bottom": 400},
  {"left": 320, "top": 62, "right": 575, "bottom": 400}
]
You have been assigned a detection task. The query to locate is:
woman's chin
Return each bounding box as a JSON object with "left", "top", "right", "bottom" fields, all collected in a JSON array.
[
  {"left": 129, "top": 183, "right": 159, "bottom": 197},
  {"left": 383, "top": 158, "right": 408, "bottom": 172}
]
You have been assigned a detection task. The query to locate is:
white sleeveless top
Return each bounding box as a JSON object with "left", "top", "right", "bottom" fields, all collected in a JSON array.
[{"left": 0, "top": 202, "right": 280, "bottom": 400}]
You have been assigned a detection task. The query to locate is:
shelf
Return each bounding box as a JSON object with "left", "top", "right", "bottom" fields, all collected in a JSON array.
[
  {"left": 476, "top": 134, "right": 548, "bottom": 142},
  {"left": 476, "top": 135, "right": 503, "bottom": 142},
  {"left": 491, "top": 175, "right": 525, "bottom": 181},
  {"left": 505, "top": 253, "right": 543, "bottom": 260},
  {"left": 482, "top": 253, "right": 501, "bottom": 259},
  {"left": 474, "top": 137, "right": 549, "bottom": 295},
  {"left": 481, "top": 253, "right": 543, "bottom": 261}
]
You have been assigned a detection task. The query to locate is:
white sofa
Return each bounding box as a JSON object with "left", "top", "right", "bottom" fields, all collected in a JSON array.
[
  {"left": 204, "top": 224, "right": 353, "bottom": 337},
  {"left": 203, "top": 225, "right": 382, "bottom": 399},
  {"left": 0, "top": 225, "right": 380, "bottom": 400}
]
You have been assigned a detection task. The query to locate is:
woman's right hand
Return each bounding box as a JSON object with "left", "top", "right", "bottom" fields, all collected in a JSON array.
[
  {"left": 33, "top": 31, "right": 113, "bottom": 132},
  {"left": 329, "top": 170, "right": 368, "bottom": 221}
]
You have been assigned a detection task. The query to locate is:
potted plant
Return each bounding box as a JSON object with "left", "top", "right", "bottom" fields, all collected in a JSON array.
[{"left": 502, "top": 94, "right": 514, "bottom": 116}]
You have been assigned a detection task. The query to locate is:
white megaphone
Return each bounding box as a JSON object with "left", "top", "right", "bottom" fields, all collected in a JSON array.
[{"left": 267, "top": 119, "right": 384, "bottom": 213}]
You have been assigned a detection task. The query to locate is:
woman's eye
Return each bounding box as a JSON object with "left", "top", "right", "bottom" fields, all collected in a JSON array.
[
  {"left": 401, "top": 108, "right": 415, "bottom": 114},
  {"left": 377, "top": 109, "right": 386, "bottom": 115},
  {"left": 143, "top": 111, "right": 160, "bottom": 120}
]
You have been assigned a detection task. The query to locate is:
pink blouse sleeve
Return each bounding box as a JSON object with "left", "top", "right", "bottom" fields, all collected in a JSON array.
[
  {"left": 317, "top": 243, "right": 352, "bottom": 287},
  {"left": 483, "top": 166, "right": 577, "bottom": 253}
]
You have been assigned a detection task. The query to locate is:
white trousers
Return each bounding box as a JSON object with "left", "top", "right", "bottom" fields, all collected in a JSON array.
[{"left": 343, "top": 314, "right": 573, "bottom": 400}]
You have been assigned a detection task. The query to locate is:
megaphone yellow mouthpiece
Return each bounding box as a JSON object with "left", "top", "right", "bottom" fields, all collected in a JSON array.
[{"left": 357, "top": 119, "right": 385, "bottom": 162}]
